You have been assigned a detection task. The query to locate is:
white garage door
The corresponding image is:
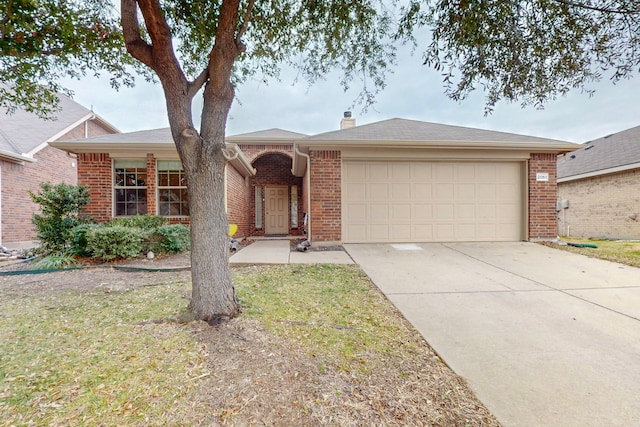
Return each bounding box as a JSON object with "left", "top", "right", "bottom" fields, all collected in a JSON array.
[{"left": 342, "top": 161, "right": 523, "bottom": 243}]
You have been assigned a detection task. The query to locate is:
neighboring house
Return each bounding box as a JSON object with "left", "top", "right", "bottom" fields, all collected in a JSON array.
[
  {"left": 557, "top": 125, "right": 640, "bottom": 239},
  {"left": 51, "top": 115, "right": 576, "bottom": 244},
  {"left": 0, "top": 94, "right": 118, "bottom": 247}
]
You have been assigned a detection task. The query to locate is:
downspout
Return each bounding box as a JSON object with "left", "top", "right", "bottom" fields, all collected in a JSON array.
[{"left": 295, "top": 145, "right": 312, "bottom": 243}]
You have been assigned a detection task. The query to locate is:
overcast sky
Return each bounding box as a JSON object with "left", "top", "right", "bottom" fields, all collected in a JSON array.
[{"left": 64, "top": 42, "right": 639, "bottom": 145}]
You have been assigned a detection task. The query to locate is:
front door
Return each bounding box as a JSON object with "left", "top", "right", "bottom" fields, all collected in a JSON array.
[{"left": 265, "top": 186, "right": 288, "bottom": 235}]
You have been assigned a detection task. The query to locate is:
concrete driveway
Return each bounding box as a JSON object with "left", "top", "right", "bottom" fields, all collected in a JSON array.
[{"left": 344, "top": 242, "right": 640, "bottom": 427}]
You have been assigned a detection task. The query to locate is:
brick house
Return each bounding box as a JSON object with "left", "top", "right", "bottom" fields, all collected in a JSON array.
[
  {"left": 52, "top": 115, "right": 576, "bottom": 244},
  {"left": 0, "top": 94, "right": 118, "bottom": 247},
  {"left": 557, "top": 124, "right": 640, "bottom": 239}
]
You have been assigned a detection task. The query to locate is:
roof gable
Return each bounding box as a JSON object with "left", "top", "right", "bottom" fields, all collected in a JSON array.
[
  {"left": 558, "top": 124, "right": 640, "bottom": 179},
  {"left": 0, "top": 93, "right": 116, "bottom": 156},
  {"left": 226, "top": 128, "right": 308, "bottom": 141}
]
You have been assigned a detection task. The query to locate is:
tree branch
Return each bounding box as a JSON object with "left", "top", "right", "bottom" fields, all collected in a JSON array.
[
  {"left": 552, "top": 0, "right": 640, "bottom": 15},
  {"left": 121, "top": 0, "right": 153, "bottom": 67},
  {"left": 188, "top": 68, "right": 209, "bottom": 98},
  {"left": 235, "top": 0, "right": 255, "bottom": 52}
]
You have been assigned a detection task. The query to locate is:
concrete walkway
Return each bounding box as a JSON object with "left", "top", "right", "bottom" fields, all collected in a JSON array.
[
  {"left": 230, "top": 239, "right": 354, "bottom": 265},
  {"left": 345, "top": 242, "right": 640, "bottom": 427}
]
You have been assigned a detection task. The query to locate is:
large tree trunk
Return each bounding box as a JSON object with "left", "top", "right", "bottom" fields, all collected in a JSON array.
[
  {"left": 121, "top": 0, "right": 243, "bottom": 322},
  {"left": 186, "top": 149, "right": 238, "bottom": 322}
]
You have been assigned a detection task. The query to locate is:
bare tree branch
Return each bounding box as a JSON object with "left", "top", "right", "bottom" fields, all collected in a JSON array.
[
  {"left": 121, "top": 0, "right": 153, "bottom": 67},
  {"left": 236, "top": 0, "right": 256, "bottom": 52},
  {"left": 188, "top": 68, "right": 209, "bottom": 98}
]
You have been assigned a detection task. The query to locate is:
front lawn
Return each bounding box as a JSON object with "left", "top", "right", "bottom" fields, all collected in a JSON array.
[
  {"left": 0, "top": 264, "right": 498, "bottom": 426},
  {"left": 547, "top": 238, "right": 640, "bottom": 268}
]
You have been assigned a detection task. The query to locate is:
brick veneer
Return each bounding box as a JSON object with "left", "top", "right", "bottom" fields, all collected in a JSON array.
[
  {"left": 309, "top": 150, "right": 341, "bottom": 242},
  {"left": 529, "top": 153, "right": 558, "bottom": 240},
  {"left": 1, "top": 119, "right": 115, "bottom": 244},
  {"left": 558, "top": 169, "right": 640, "bottom": 239},
  {"left": 226, "top": 163, "right": 251, "bottom": 237},
  {"left": 77, "top": 153, "right": 113, "bottom": 222}
]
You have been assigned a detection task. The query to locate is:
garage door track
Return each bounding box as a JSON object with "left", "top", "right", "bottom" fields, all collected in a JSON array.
[{"left": 344, "top": 242, "right": 640, "bottom": 427}]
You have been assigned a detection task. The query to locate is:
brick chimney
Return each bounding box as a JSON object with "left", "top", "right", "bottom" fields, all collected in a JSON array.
[{"left": 340, "top": 111, "right": 356, "bottom": 129}]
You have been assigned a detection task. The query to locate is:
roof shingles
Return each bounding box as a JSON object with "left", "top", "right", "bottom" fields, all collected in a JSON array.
[{"left": 558, "top": 125, "right": 640, "bottom": 179}]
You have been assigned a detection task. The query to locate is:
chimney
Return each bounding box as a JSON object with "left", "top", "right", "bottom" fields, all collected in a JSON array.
[{"left": 340, "top": 111, "right": 356, "bottom": 129}]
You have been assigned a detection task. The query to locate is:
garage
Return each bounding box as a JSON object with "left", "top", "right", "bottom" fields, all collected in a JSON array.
[{"left": 342, "top": 160, "right": 525, "bottom": 243}]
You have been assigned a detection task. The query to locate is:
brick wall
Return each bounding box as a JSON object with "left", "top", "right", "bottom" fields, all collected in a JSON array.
[
  {"left": 226, "top": 164, "right": 251, "bottom": 237},
  {"left": 77, "top": 153, "right": 113, "bottom": 222},
  {"left": 1, "top": 146, "right": 78, "bottom": 243},
  {"left": 1, "top": 119, "right": 116, "bottom": 244},
  {"left": 309, "top": 150, "right": 341, "bottom": 242},
  {"left": 558, "top": 169, "right": 640, "bottom": 239},
  {"left": 529, "top": 153, "right": 558, "bottom": 240}
]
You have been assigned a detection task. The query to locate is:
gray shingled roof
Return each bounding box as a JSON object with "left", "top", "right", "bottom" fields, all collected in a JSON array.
[
  {"left": 73, "top": 127, "right": 173, "bottom": 143},
  {"left": 0, "top": 93, "right": 95, "bottom": 156},
  {"left": 227, "top": 128, "right": 308, "bottom": 140},
  {"left": 558, "top": 125, "right": 640, "bottom": 179},
  {"left": 308, "top": 118, "right": 568, "bottom": 144},
  {"left": 65, "top": 127, "right": 307, "bottom": 144}
]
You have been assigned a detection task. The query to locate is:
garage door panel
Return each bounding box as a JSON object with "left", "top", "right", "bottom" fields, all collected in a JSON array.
[
  {"left": 343, "top": 161, "right": 523, "bottom": 243},
  {"left": 392, "top": 204, "right": 411, "bottom": 220},
  {"left": 391, "top": 183, "right": 411, "bottom": 200},
  {"left": 414, "top": 204, "right": 434, "bottom": 219}
]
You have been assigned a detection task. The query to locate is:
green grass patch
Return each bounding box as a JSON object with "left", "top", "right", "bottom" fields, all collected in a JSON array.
[
  {"left": 235, "top": 264, "right": 422, "bottom": 374},
  {"left": 0, "top": 281, "right": 208, "bottom": 426},
  {"left": 552, "top": 238, "right": 640, "bottom": 267}
]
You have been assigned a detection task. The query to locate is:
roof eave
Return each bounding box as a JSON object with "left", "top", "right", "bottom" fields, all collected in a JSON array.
[
  {"left": 49, "top": 141, "right": 177, "bottom": 155},
  {"left": 298, "top": 139, "right": 578, "bottom": 152},
  {"left": 225, "top": 143, "right": 256, "bottom": 177},
  {"left": 0, "top": 148, "right": 35, "bottom": 164}
]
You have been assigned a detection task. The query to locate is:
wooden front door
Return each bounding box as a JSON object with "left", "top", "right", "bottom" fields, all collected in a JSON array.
[{"left": 265, "top": 186, "right": 288, "bottom": 234}]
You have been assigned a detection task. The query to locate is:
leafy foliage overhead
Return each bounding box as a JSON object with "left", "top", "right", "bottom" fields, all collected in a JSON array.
[
  {"left": 399, "top": 0, "right": 640, "bottom": 112},
  {"left": 159, "top": 0, "right": 398, "bottom": 107},
  {"left": 0, "top": 0, "right": 138, "bottom": 117}
]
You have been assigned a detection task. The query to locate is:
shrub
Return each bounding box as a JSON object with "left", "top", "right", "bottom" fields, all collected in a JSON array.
[
  {"left": 70, "top": 224, "right": 101, "bottom": 257},
  {"left": 29, "top": 183, "right": 91, "bottom": 253},
  {"left": 86, "top": 226, "right": 143, "bottom": 261},
  {"left": 147, "top": 225, "right": 191, "bottom": 254},
  {"left": 33, "top": 252, "right": 78, "bottom": 270},
  {"left": 108, "top": 214, "right": 168, "bottom": 231}
]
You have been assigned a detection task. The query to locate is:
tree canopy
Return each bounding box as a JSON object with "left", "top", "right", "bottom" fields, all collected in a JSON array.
[
  {"left": 0, "top": 0, "right": 136, "bottom": 117},
  {"left": 399, "top": 0, "right": 640, "bottom": 112}
]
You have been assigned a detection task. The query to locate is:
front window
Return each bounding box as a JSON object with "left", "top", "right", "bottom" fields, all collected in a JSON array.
[
  {"left": 158, "top": 160, "right": 189, "bottom": 216},
  {"left": 114, "top": 160, "right": 147, "bottom": 216}
]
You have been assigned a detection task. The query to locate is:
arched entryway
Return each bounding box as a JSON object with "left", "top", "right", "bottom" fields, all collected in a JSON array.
[{"left": 250, "top": 152, "right": 304, "bottom": 236}]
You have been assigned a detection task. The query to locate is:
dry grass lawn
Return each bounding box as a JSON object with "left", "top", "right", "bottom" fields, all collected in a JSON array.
[{"left": 0, "top": 261, "right": 499, "bottom": 426}]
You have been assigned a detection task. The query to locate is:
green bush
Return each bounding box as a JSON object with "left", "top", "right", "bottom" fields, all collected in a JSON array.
[
  {"left": 29, "top": 183, "right": 91, "bottom": 253},
  {"left": 70, "top": 224, "right": 100, "bottom": 257},
  {"left": 86, "top": 226, "right": 143, "bottom": 261},
  {"left": 147, "top": 225, "right": 191, "bottom": 254},
  {"left": 108, "top": 214, "right": 168, "bottom": 231}
]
